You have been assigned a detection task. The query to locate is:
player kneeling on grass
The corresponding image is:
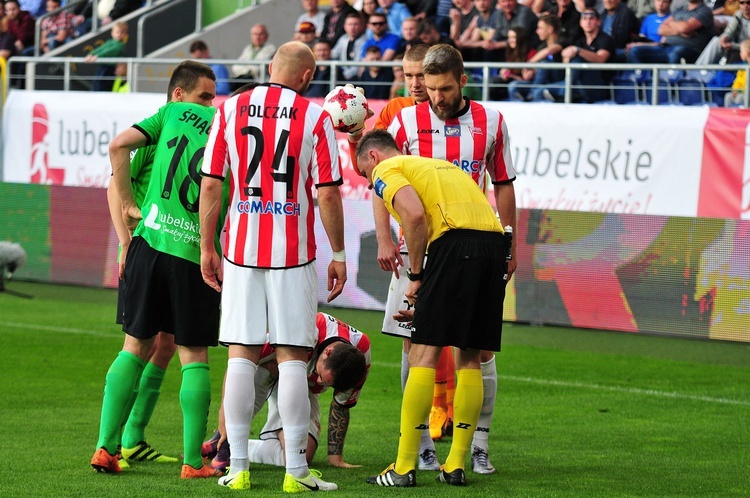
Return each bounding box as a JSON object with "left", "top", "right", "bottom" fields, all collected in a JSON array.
[
  {"left": 355, "top": 130, "right": 511, "bottom": 488},
  {"left": 201, "top": 312, "right": 370, "bottom": 489}
]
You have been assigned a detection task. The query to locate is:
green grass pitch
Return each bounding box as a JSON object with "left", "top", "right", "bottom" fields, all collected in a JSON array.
[{"left": 0, "top": 281, "right": 748, "bottom": 497}]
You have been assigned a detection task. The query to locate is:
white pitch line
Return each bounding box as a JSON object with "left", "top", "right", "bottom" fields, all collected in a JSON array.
[
  {"left": 371, "top": 361, "right": 750, "bottom": 407},
  {"left": 1, "top": 321, "right": 118, "bottom": 338}
]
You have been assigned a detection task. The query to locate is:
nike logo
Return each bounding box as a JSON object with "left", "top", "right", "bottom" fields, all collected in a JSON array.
[{"left": 297, "top": 479, "right": 319, "bottom": 491}]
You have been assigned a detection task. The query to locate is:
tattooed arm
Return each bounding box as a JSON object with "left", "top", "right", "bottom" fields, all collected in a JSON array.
[{"left": 327, "top": 401, "right": 361, "bottom": 468}]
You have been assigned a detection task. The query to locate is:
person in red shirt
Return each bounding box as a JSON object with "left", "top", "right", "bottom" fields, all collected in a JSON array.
[{"left": 0, "top": 0, "right": 35, "bottom": 61}]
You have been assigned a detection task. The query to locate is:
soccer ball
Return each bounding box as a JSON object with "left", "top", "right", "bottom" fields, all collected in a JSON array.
[{"left": 322, "top": 86, "right": 369, "bottom": 133}]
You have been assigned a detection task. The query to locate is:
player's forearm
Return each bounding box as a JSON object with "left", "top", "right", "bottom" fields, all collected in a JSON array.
[
  {"left": 318, "top": 186, "right": 346, "bottom": 252},
  {"left": 109, "top": 147, "right": 136, "bottom": 211},
  {"left": 495, "top": 182, "right": 517, "bottom": 253},
  {"left": 327, "top": 402, "right": 351, "bottom": 457},
  {"left": 198, "top": 177, "right": 223, "bottom": 252},
  {"left": 373, "top": 196, "right": 395, "bottom": 245},
  {"left": 107, "top": 181, "right": 131, "bottom": 246}
]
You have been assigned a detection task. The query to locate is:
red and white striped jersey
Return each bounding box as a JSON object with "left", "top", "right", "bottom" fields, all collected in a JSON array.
[
  {"left": 387, "top": 99, "right": 516, "bottom": 192},
  {"left": 202, "top": 83, "right": 342, "bottom": 268},
  {"left": 258, "top": 312, "right": 371, "bottom": 407}
]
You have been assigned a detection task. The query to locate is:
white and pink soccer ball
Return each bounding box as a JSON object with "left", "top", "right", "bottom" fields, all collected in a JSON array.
[{"left": 322, "top": 85, "right": 369, "bottom": 133}]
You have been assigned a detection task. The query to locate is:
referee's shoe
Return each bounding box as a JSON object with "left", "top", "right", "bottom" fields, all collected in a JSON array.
[
  {"left": 366, "top": 463, "right": 416, "bottom": 487},
  {"left": 436, "top": 465, "right": 467, "bottom": 486}
]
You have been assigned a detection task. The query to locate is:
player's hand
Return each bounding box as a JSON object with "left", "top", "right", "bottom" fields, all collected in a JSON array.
[
  {"left": 377, "top": 239, "right": 403, "bottom": 277},
  {"left": 122, "top": 204, "right": 142, "bottom": 232},
  {"left": 201, "top": 249, "right": 223, "bottom": 293},
  {"left": 405, "top": 280, "right": 421, "bottom": 306},
  {"left": 327, "top": 260, "right": 347, "bottom": 302},
  {"left": 393, "top": 308, "right": 414, "bottom": 323},
  {"left": 328, "top": 455, "right": 362, "bottom": 468},
  {"left": 506, "top": 247, "right": 517, "bottom": 281},
  {"left": 344, "top": 84, "right": 375, "bottom": 140}
]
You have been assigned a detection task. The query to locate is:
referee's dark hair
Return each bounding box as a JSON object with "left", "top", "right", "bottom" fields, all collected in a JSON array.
[
  {"left": 325, "top": 343, "right": 367, "bottom": 392},
  {"left": 355, "top": 129, "right": 399, "bottom": 162},
  {"left": 166, "top": 60, "right": 216, "bottom": 101}
]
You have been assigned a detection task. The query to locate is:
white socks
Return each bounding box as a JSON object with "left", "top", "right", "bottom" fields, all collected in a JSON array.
[
  {"left": 277, "top": 360, "right": 310, "bottom": 477},
  {"left": 224, "top": 357, "right": 257, "bottom": 474},
  {"left": 247, "top": 438, "right": 285, "bottom": 466},
  {"left": 472, "top": 355, "right": 497, "bottom": 450}
]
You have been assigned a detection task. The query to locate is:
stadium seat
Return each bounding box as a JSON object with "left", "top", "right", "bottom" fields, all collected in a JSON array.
[
  {"left": 611, "top": 73, "right": 642, "bottom": 105},
  {"left": 675, "top": 77, "right": 709, "bottom": 106},
  {"left": 641, "top": 77, "right": 672, "bottom": 105}
]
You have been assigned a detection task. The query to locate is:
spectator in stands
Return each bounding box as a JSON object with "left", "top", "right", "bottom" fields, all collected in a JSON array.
[
  {"left": 189, "top": 40, "right": 231, "bottom": 95},
  {"left": 449, "top": 0, "right": 479, "bottom": 56},
  {"left": 362, "top": 11, "right": 400, "bottom": 60},
  {"left": 361, "top": 0, "right": 378, "bottom": 28},
  {"left": 322, "top": 0, "right": 357, "bottom": 45},
  {"left": 1, "top": 8, "right": 7, "bottom": 33},
  {"left": 40, "top": 0, "right": 76, "bottom": 54},
  {"left": 627, "top": 0, "right": 654, "bottom": 20},
  {"left": 296, "top": 21, "right": 318, "bottom": 47},
  {"left": 331, "top": 11, "right": 367, "bottom": 81},
  {"left": 18, "top": 0, "right": 44, "bottom": 18},
  {"left": 72, "top": 0, "right": 94, "bottom": 37},
  {"left": 508, "top": 13, "right": 564, "bottom": 101},
  {"left": 418, "top": 17, "right": 456, "bottom": 45},
  {"left": 398, "top": 16, "right": 420, "bottom": 53},
  {"left": 0, "top": 0, "right": 36, "bottom": 61},
  {"left": 112, "top": 62, "right": 128, "bottom": 92},
  {"left": 556, "top": 0, "right": 582, "bottom": 48},
  {"left": 85, "top": 21, "right": 128, "bottom": 92},
  {"left": 692, "top": 0, "right": 750, "bottom": 73},
  {"left": 533, "top": 7, "right": 615, "bottom": 102},
  {"left": 358, "top": 45, "right": 393, "bottom": 98},
  {"left": 486, "top": 0, "right": 540, "bottom": 58},
  {"left": 231, "top": 23, "right": 277, "bottom": 90},
  {"left": 627, "top": 0, "right": 713, "bottom": 64},
  {"left": 432, "top": 0, "right": 454, "bottom": 33},
  {"left": 306, "top": 38, "right": 336, "bottom": 97},
  {"left": 377, "top": 0, "right": 411, "bottom": 35},
  {"left": 492, "top": 25, "right": 536, "bottom": 99},
  {"left": 389, "top": 53, "right": 406, "bottom": 97},
  {"left": 100, "top": 0, "right": 141, "bottom": 26},
  {"left": 296, "top": 0, "right": 326, "bottom": 36},
  {"left": 724, "top": 38, "right": 750, "bottom": 106},
  {"left": 629, "top": 0, "right": 671, "bottom": 45},
  {"left": 459, "top": 0, "right": 497, "bottom": 62},
  {"left": 600, "top": 0, "right": 639, "bottom": 61}
]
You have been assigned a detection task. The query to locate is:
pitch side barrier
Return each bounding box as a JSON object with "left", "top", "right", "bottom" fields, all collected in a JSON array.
[{"left": 3, "top": 56, "right": 750, "bottom": 105}]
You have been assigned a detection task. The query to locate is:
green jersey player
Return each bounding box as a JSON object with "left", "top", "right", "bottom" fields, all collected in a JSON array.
[{"left": 92, "top": 60, "right": 223, "bottom": 480}]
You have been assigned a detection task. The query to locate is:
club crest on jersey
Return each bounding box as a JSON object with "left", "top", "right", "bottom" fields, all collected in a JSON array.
[
  {"left": 469, "top": 126, "right": 483, "bottom": 136},
  {"left": 374, "top": 178, "right": 386, "bottom": 198},
  {"left": 444, "top": 124, "right": 461, "bottom": 137}
]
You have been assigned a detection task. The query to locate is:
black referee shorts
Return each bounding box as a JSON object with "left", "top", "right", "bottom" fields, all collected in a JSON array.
[
  {"left": 411, "top": 229, "right": 507, "bottom": 352},
  {"left": 122, "top": 236, "right": 220, "bottom": 347}
]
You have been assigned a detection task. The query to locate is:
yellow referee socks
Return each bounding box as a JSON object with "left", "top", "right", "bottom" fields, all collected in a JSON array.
[
  {"left": 395, "top": 366, "right": 435, "bottom": 475},
  {"left": 444, "top": 368, "right": 483, "bottom": 471}
]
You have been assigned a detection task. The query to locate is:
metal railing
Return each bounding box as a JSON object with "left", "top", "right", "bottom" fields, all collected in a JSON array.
[{"left": 3, "top": 56, "right": 749, "bottom": 106}]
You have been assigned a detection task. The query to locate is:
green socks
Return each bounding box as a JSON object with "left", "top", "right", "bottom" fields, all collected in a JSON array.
[
  {"left": 96, "top": 351, "right": 146, "bottom": 454},
  {"left": 121, "top": 362, "right": 167, "bottom": 449},
  {"left": 180, "top": 362, "right": 211, "bottom": 468}
]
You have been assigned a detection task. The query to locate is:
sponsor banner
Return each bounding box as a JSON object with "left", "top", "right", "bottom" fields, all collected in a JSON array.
[
  {"left": 487, "top": 102, "right": 710, "bottom": 217},
  {"left": 2, "top": 91, "right": 164, "bottom": 187},
  {"left": 3, "top": 92, "right": 750, "bottom": 219}
]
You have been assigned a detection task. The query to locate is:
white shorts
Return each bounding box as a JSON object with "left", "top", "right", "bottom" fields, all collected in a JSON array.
[
  {"left": 258, "top": 385, "right": 322, "bottom": 444},
  {"left": 382, "top": 254, "right": 416, "bottom": 339},
  {"left": 219, "top": 260, "right": 318, "bottom": 348}
]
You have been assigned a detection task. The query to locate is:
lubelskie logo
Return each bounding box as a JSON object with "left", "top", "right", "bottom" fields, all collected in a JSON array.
[{"left": 30, "top": 103, "right": 65, "bottom": 184}]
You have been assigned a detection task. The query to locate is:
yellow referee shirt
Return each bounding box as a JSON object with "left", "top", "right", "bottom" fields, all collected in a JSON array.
[{"left": 372, "top": 155, "right": 503, "bottom": 246}]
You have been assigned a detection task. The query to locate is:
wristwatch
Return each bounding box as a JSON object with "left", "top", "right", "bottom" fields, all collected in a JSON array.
[{"left": 406, "top": 268, "right": 423, "bottom": 281}]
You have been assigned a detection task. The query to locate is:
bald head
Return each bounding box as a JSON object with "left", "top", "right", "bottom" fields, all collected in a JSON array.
[{"left": 269, "top": 42, "right": 317, "bottom": 93}]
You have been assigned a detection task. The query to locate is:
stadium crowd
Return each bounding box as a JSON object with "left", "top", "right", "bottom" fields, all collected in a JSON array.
[{"left": 1, "top": 0, "right": 749, "bottom": 103}]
